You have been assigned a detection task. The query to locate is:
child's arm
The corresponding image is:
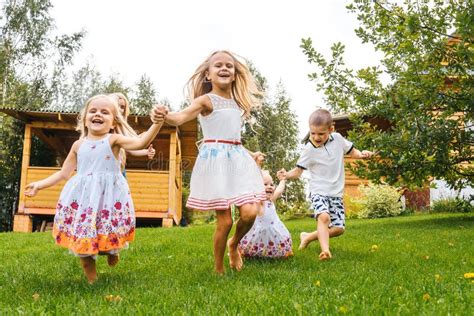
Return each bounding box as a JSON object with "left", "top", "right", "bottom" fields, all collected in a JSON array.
[
  {"left": 112, "top": 120, "right": 164, "bottom": 151},
  {"left": 349, "top": 148, "right": 373, "bottom": 159},
  {"left": 151, "top": 95, "right": 211, "bottom": 126},
  {"left": 126, "top": 144, "right": 156, "bottom": 159},
  {"left": 277, "top": 167, "right": 303, "bottom": 180},
  {"left": 271, "top": 179, "right": 286, "bottom": 202},
  {"left": 24, "top": 141, "right": 80, "bottom": 197}
]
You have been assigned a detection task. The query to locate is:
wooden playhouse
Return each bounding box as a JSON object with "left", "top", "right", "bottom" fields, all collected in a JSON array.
[{"left": 0, "top": 109, "right": 198, "bottom": 232}]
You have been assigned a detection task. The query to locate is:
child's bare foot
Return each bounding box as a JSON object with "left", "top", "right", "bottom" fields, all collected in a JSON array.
[
  {"left": 319, "top": 250, "right": 332, "bottom": 261},
  {"left": 299, "top": 232, "right": 311, "bottom": 250},
  {"left": 80, "top": 257, "right": 97, "bottom": 284},
  {"left": 107, "top": 254, "right": 119, "bottom": 267},
  {"left": 227, "top": 239, "right": 243, "bottom": 271},
  {"left": 214, "top": 267, "right": 225, "bottom": 275}
]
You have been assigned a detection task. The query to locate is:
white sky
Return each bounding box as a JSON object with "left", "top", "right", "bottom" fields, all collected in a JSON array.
[{"left": 51, "top": 0, "right": 382, "bottom": 137}]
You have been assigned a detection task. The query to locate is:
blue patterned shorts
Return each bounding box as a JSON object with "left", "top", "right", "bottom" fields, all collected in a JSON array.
[{"left": 309, "top": 193, "right": 345, "bottom": 228}]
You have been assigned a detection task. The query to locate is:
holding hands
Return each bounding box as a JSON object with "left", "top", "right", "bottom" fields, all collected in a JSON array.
[
  {"left": 251, "top": 151, "right": 265, "bottom": 167},
  {"left": 150, "top": 104, "right": 169, "bottom": 124},
  {"left": 277, "top": 169, "right": 288, "bottom": 181},
  {"left": 360, "top": 150, "right": 373, "bottom": 159}
]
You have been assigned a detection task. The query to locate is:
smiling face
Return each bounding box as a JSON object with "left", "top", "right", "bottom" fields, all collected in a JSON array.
[
  {"left": 206, "top": 52, "right": 236, "bottom": 89},
  {"left": 84, "top": 96, "right": 117, "bottom": 138},
  {"left": 309, "top": 124, "right": 333, "bottom": 147},
  {"left": 262, "top": 173, "right": 275, "bottom": 200}
]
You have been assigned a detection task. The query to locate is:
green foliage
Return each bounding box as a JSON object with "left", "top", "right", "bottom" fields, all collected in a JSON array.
[
  {"left": 242, "top": 76, "right": 306, "bottom": 209},
  {"left": 0, "top": 0, "right": 83, "bottom": 231},
  {"left": 130, "top": 74, "right": 158, "bottom": 115},
  {"left": 0, "top": 213, "right": 472, "bottom": 314},
  {"left": 0, "top": 115, "right": 23, "bottom": 231},
  {"left": 352, "top": 184, "right": 403, "bottom": 218},
  {"left": 431, "top": 197, "right": 473, "bottom": 213},
  {"left": 301, "top": 1, "right": 473, "bottom": 191}
]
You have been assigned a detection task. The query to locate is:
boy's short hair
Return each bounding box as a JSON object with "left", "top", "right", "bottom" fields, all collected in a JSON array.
[{"left": 309, "top": 109, "right": 333, "bottom": 127}]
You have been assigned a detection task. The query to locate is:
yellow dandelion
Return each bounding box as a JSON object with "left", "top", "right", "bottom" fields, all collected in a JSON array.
[
  {"left": 370, "top": 245, "right": 379, "bottom": 252},
  {"left": 338, "top": 306, "right": 348, "bottom": 313},
  {"left": 423, "top": 255, "right": 430, "bottom": 260},
  {"left": 32, "top": 293, "right": 40, "bottom": 301},
  {"left": 114, "top": 295, "right": 122, "bottom": 302},
  {"left": 423, "top": 293, "right": 430, "bottom": 301},
  {"left": 314, "top": 280, "right": 321, "bottom": 287},
  {"left": 464, "top": 273, "right": 474, "bottom": 279},
  {"left": 448, "top": 242, "right": 454, "bottom": 247},
  {"left": 435, "top": 274, "right": 442, "bottom": 282},
  {"left": 105, "top": 295, "right": 114, "bottom": 302}
]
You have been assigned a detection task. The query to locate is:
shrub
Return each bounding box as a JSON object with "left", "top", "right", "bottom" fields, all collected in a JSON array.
[
  {"left": 353, "top": 184, "right": 403, "bottom": 218},
  {"left": 431, "top": 197, "right": 473, "bottom": 213},
  {"left": 277, "top": 199, "right": 311, "bottom": 220}
]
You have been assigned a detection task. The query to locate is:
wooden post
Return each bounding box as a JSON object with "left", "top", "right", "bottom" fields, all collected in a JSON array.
[
  {"left": 18, "top": 124, "right": 32, "bottom": 214},
  {"left": 167, "top": 130, "right": 177, "bottom": 227},
  {"left": 175, "top": 138, "right": 182, "bottom": 224}
]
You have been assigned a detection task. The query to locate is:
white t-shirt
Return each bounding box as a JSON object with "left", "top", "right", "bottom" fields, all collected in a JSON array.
[{"left": 296, "top": 132, "right": 353, "bottom": 197}]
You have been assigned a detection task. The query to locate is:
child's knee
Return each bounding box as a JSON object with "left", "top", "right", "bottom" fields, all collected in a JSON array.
[
  {"left": 240, "top": 210, "right": 257, "bottom": 223},
  {"left": 317, "top": 212, "right": 331, "bottom": 224}
]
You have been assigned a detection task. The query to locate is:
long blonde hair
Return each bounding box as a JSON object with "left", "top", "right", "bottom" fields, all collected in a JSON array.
[
  {"left": 76, "top": 94, "right": 137, "bottom": 138},
  {"left": 76, "top": 95, "right": 138, "bottom": 170},
  {"left": 109, "top": 92, "right": 130, "bottom": 118},
  {"left": 186, "top": 50, "right": 263, "bottom": 119}
]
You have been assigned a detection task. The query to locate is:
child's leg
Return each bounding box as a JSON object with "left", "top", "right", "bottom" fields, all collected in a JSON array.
[
  {"left": 299, "top": 227, "right": 345, "bottom": 250},
  {"left": 316, "top": 213, "right": 332, "bottom": 260},
  {"left": 214, "top": 209, "right": 233, "bottom": 274},
  {"left": 107, "top": 253, "right": 120, "bottom": 266},
  {"left": 227, "top": 202, "right": 259, "bottom": 271},
  {"left": 79, "top": 256, "right": 97, "bottom": 284}
]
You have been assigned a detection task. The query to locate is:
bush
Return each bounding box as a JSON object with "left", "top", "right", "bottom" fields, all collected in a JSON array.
[
  {"left": 277, "top": 199, "right": 311, "bottom": 220},
  {"left": 350, "top": 184, "right": 402, "bottom": 219},
  {"left": 431, "top": 197, "right": 473, "bottom": 213}
]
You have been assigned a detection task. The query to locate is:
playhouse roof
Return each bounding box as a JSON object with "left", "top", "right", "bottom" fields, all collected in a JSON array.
[{"left": 0, "top": 108, "right": 198, "bottom": 170}]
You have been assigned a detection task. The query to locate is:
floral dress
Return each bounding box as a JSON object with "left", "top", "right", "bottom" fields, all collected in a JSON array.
[
  {"left": 186, "top": 93, "right": 266, "bottom": 210},
  {"left": 238, "top": 200, "right": 293, "bottom": 258},
  {"left": 52, "top": 134, "right": 135, "bottom": 257}
]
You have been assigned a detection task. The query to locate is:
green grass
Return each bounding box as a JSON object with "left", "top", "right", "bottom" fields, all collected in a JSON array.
[{"left": 0, "top": 213, "right": 473, "bottom": 315}]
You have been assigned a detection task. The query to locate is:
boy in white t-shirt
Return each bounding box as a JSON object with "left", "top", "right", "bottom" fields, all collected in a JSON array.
[{"left": 277, "top": 109, "right": 373, "bottom": 260}]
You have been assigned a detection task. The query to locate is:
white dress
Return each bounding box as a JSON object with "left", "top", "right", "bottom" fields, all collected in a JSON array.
[
  {"left": 52, "top": 134, "right": 135, "bottom": 257},
  {"left": 186, "top": 93, "right": 266, "bottom": 210},
  {"left": 238, "top": 200, "right": 293, "bottom": 258}
]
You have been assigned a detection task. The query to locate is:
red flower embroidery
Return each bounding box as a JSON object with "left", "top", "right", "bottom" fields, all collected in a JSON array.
[
  {"left": 65, "top": 217, "right": 73, "bottom": 225},
  {"left": 111, "top": 219, "right": 119, "bottom": 227},
  {"left": 110, "top": 236, "right": 119, "bottom": 246},
  {"left": 70, "top": 201, "right": 79, "bottom": 210},
  {"left": 101, "top": 209, "right": 110, "bottom": 219},
  {"left": 125, "top": 217, "right": 131, "bottom": 226},
  {"left": 114, "top": 202, "right": 122, "bottom": 210},
  {"left": 80, "top": 213, "right": 87, "bottom": 222}
]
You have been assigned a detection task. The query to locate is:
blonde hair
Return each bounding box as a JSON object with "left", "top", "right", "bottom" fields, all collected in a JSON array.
[
  {"left": 186, "top": 50, "right": 263, "bottom": 119},
  {"left": 76, "top": 94, "right": 138, "bottom": 169},
  {"left": 109, "top": 92, "right": 130, "bottom": 118}
]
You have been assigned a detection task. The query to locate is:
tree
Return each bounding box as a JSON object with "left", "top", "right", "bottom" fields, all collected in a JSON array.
[
  {"left": 130, "top": 74, "right": 157, "bottom": 115},
  {"left": 0, "top": 0, "right": 83, "bottom": 231},
  {"left": 301, "top": 0, "right": 473, "bottom": 190},
  {"left": 243, "top": 65, "right": 306, "bottom": 213}
]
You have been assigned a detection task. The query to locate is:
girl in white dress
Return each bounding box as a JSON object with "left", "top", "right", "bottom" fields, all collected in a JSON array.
[
  {"left": 25, "top": 94, "right": 164, "bottom": 283},
  {"left": 151, "top": 50, "right": 266, "bottom": 274},
  {"left": 239, "top": 170, "right": 293, "bottom": 258}
]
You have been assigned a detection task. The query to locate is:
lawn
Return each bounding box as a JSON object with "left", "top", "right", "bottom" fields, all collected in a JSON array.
[{"left": 0, "top": 213, "right": 472, "bottom": 315}]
